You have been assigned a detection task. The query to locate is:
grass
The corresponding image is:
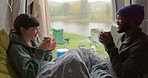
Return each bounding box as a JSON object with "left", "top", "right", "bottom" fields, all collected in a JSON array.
[{"left": 52, "top": 32, "right": 108, "bottom": 58}]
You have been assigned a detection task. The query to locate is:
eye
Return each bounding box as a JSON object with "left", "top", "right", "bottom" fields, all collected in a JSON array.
[{"left": 34, "top": 27, "right": 39, "bottom": 32}]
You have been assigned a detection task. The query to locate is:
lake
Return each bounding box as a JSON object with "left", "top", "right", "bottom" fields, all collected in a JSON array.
[{"left": 51, "top": 21, "right": 111, "bottom": 37}]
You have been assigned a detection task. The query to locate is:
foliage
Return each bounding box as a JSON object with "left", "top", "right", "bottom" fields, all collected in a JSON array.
[
  {"left": 49, "top": 1, "right": 112, "bottom": 23},
  {"left": 68, "top": 2, "right": 81, "bottom": 19}
]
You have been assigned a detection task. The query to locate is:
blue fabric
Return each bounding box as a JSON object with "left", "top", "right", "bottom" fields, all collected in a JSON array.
[{"left": 116, "top": 4, "right": 144, "bottom": 25}]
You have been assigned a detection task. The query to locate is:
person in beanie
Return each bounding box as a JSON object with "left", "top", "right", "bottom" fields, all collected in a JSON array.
[{"left": 99, "top": 4, "right": 148, "bottom": 78}]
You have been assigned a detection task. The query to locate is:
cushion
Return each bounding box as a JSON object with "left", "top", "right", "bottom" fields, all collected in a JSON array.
[{"left": 0, "top": 29, "right": 18, "bottom": 78}]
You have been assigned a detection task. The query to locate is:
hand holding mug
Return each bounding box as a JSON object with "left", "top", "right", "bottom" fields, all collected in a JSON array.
[
  {"left": 48, "top": 38, "right": 56, "bottom": 51},
  {"left": 98, "top": 31, "right": 114, "bottom": 45},
  {"left": 38, "top": 37, "right": 56, "bottom": 51}
]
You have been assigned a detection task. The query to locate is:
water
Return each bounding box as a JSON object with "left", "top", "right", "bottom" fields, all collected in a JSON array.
[{"left": 51, "top": 21, "right": 111, "bottom": 36}]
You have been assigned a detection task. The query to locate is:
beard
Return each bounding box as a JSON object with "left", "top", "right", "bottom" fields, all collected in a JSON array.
[{"left": 117, "top": 22, "right": 130, "bottom": 33}]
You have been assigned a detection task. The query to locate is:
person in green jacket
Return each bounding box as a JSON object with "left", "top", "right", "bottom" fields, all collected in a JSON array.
[
  {"left": 7, "top": 14, "right": 56, "bottom": 78},
  {"left": 99, "top": 4, "right": 148, "bottom": 78}
]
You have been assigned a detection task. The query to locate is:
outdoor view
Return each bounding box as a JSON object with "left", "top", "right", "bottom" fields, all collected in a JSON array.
[{"left": 48, "top": 0, "right": 113, "bottom": 58}]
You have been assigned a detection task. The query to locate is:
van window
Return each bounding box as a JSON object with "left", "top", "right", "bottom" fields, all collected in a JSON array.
[{"left": 48, "top": 0, "right": 113, "bottom": 36}]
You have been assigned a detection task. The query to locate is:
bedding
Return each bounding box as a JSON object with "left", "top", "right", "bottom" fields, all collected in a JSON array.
[{"left": 36, "top": 48, "right": 117, "bottom": 78}]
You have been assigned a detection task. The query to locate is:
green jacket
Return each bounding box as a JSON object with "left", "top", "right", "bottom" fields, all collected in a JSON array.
[{"left": 7, "top": 33, "right": 53, "bottom": 78}]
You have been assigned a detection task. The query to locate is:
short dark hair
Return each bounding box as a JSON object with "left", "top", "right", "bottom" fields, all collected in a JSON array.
[{"left": 14, "top": 14, "right": 39, "bottom": 35}]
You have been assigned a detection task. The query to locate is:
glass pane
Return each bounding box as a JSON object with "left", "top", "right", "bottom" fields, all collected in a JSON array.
[
  {"left": 48, "top": 0, "right": 112, "bottom": 57},
  {"left": 48, "top": 0, "right": 112, "bottom": 36}
]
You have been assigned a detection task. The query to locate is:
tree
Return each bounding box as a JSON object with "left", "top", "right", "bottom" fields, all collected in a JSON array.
[
  {"left": 61, "top": 2, "right": 70, "bottom": 16},
  {"left": 68, "top": 2, "right": 81, "bottom": 19},
  {"left": 80, "top": 0, "right": 88, "bottom": 19}
]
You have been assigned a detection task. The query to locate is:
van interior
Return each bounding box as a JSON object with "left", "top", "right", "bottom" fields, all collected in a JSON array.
[{"left": 0, "top": 0, "right": 148, "bottom": 78}]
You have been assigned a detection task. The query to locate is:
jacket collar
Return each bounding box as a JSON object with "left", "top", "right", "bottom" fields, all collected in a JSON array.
[{"left": 121, "top": 28, "right": 142, "bottom": 44}]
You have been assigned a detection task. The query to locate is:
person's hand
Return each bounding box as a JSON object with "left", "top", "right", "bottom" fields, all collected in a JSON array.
[
  {"left": 38, "top": 38, "right": 51, "bottom": 51},
  {"left": 49, "top": 39, "right": 56, "bottom": 51},
  {"left": 98, "top": 31, "right": 114, "bottom": 46},
  {"left": 38, "top": 38, "right": 56, "bottom": 51}
]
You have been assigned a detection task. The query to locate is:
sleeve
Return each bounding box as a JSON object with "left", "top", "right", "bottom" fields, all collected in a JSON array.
[
  {"left": 7, "top": 44, "right": 45, "bottom": 78},
  {"left": 43, "top": 50, "right": 53, "bottom": 61},
  {"left": 106, "top": 44, "right": 148, "bottom": 78}
]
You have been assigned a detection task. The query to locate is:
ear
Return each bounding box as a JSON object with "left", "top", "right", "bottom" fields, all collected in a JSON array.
[{"left": 20, "top": 27, "right": 26, "bottom": 34}]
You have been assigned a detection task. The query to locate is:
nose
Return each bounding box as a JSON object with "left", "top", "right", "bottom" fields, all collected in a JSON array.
[
  {"left": 115, "top": 18, "right": 118, "bottom": 22},
  {"left": 37, "top": 30, "right": 40, "bottom": 34},
  {"left": 116, "top": 19, "right": 119, "bottom": 25},
  {"left": 37, "top": 28, "right": 40, "bottom": 33}
]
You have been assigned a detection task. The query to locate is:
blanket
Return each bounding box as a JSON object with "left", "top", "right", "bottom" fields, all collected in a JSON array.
[{"left": 36, "top": 48, "right": 117, "bottom": 78}]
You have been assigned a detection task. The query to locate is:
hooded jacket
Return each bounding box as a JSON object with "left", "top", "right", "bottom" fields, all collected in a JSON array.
[
  {"left": 106, "top": 28, "right": 148, "bottom": 78},
  {"left": 7, "top": 32, "right": 53, "bottom": 78}
]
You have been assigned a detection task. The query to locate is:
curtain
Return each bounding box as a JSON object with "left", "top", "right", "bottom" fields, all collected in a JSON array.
[
  {"left": 27, "top": 0, "right": 51, "bottom": 40},
  {"left": 0, "top": 0, "right": 26, "bottom": 33}
]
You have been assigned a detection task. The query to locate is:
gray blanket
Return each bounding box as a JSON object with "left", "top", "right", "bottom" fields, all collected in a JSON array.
[{"left": 36, "top": 48, "right": 117, "bottom": 78}]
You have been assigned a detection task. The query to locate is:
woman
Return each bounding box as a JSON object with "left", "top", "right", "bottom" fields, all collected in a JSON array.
[{"left": 7, "top": 14, "right": 56, "bottom": 78}]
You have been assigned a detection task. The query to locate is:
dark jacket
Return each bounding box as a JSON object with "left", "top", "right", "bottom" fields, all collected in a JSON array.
[
  {"left": 7, "top": 33, "right": 53, "bottom": 78},
  {"left": 106, "top": 28, "right": 148, "bottom": 78}
]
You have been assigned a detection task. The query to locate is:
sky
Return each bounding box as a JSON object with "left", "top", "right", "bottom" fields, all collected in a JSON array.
[{"left": 48, "top": 0, "right": 111, "bottom": 3}]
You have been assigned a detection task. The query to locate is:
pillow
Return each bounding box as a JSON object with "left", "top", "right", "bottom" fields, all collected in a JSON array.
[{"left": 0, "top": 29, "right": 18, "bottom": 78}]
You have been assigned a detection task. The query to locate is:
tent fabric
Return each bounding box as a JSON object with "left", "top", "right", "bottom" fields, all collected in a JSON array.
[
  {"left": 27, "top": 0, "right": 34, "bottom": 5},
  {"left": 0, "top": 0, "right": 26, "bottom": 32}
]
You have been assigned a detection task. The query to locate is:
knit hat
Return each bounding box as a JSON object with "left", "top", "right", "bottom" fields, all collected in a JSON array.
[{"left": 116, "top": 4, "right": 144, "bottom": 26}]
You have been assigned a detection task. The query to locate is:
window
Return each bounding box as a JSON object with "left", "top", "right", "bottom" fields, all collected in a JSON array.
[
  {"left": 48, "top": 0, "right": 113, "bottom": 57},
  {"left": 48, "top": 0, "right": 112, "bottom": 36}
]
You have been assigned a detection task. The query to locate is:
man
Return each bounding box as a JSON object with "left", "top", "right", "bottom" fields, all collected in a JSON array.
[{"left": 99, "top": 4, "right": 148, "bottom": 78}]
